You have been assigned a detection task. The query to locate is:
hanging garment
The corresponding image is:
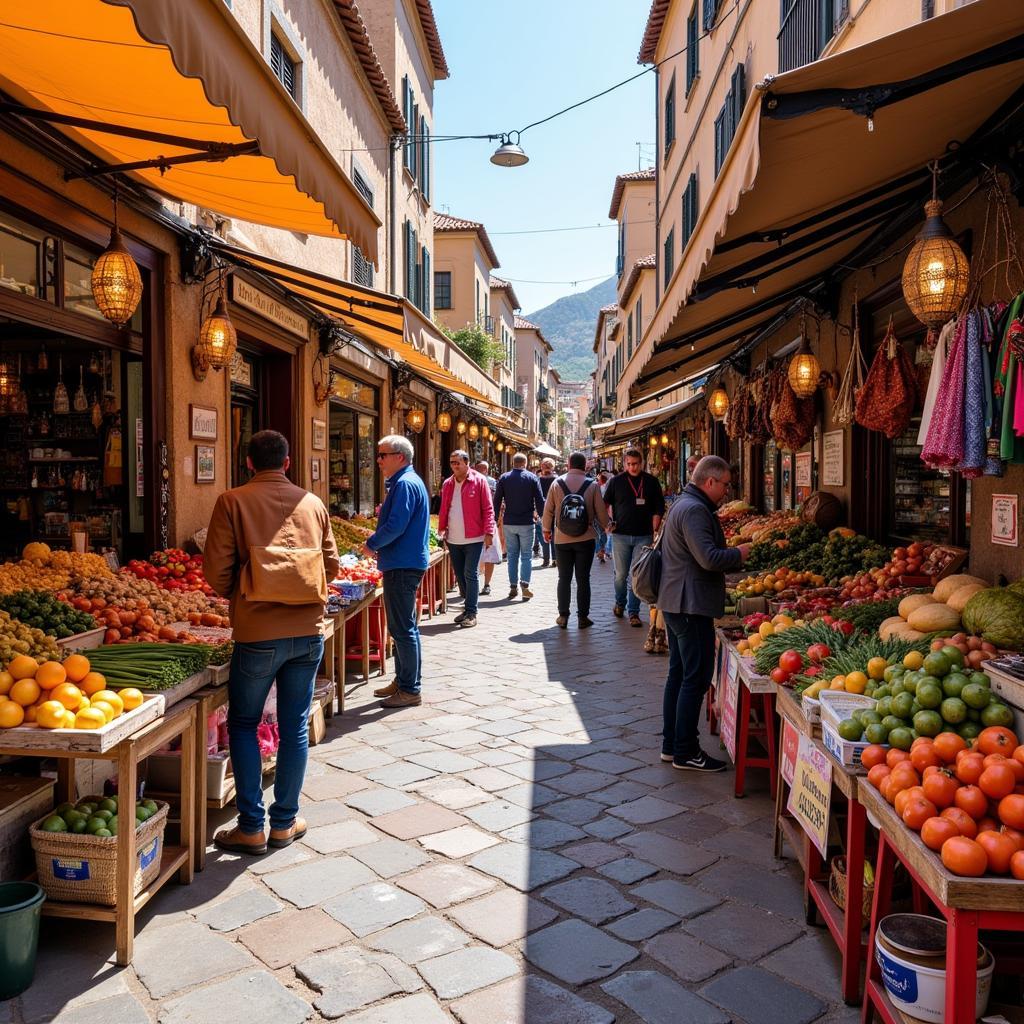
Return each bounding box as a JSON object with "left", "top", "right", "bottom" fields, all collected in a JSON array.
[
  {"left": 917, "top": 320, "right": 955, "bottom": 446},
  {"left": 959, "top": 311, "right": 986, "bottom": 477},
  {"left": 922, "top": 316, "right": 968, "bottom": 468},
  {"left": 995, "top": 294, "right": 1024, "bottom": 463},
  {"left": 103, "top": 426, "right": 123, "bottom": 487}
]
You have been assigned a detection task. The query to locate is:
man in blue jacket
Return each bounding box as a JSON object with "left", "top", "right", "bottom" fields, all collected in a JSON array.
[
  {"left": 365, "top": 435, "right": 430, "bottom": 707},
  {"left": 494, "top": 452, "right": 545, "bottom": 601}
]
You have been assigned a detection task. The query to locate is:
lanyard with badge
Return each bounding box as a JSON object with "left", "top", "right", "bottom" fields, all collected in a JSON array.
[{"left": 627, "top": 474, "right": 645, "bottom": 507}]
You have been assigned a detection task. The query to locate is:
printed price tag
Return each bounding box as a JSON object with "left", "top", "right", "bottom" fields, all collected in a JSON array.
[{"left": 786, "top": 734, "right": 832, "bottom": 856}]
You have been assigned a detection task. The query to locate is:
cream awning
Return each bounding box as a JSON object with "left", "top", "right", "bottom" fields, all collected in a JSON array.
[
  {"left": 632, "top": 0, "right": 1024, "bottom": 401},
  {"left": 533, "top": 442, "right": 562, "bottom": 458},
  {"left": 0, "top": 1, "right": 380, "bottom": 256}
]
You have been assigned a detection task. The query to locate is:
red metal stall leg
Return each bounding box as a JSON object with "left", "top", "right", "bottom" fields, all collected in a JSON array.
[
  {"left": 945, "top": 908, "right": 979, "bottom": 1024},
  {"left": 762, "top": 693, "right": 778, "bottom": 799},
  {"left": 863, "top": 834, "right": 897, "bottom": 1024},
  {"left": 842, "top": 797, "right": 866, "bottom": 1005}
]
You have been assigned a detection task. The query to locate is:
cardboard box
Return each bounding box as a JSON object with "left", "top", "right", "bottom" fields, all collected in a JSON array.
[
  {"left": 0, "top": 775, "right": 56, "bottom": 879},
  {"left": 308, "top": 702, "right": 326, "bottom": 746}
]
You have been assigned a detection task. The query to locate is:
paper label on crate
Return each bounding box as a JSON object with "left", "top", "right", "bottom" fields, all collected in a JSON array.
[
  {"left": 139, "top": 838, "right": 159, "bottom": 870},
  {"left": 52, "top": 857, "right": 90, "bottom": 881},
  {"left": 787, "top": 734, "right": 832, "bottom": 857},
  {"left": 781, "top": 718, "right": 800, "bottom": 787},
  {"left": 876, "top": 945, "right": 919, "bottom": 1003}
]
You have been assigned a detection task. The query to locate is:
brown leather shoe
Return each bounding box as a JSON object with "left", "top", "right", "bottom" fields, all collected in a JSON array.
[
  {"left": 269, "top": 817, "right": 307, "bottom": 849},
  {"left": 381, "top": 690, "right": 422, "bottom": 707},
  {"left": 214, "top": 824, "right": 267, "bottom": 856},
  {"left": 374, "top": 679, "right": 399, "bottom": 698}
]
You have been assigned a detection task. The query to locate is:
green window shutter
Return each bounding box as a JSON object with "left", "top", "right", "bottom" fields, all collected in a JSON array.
[
  {"left": 402, "top": 76, "right": 412, "bottom": 169},
  {"left": 422, "top": 247, "right": 431, "bottom": 316}
]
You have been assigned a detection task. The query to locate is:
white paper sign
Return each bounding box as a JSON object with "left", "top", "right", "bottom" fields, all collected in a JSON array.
[
  {"left": 991, "top": 494, "right": 1019, "bottom": 547},
  {"left": 823, "top": 430, "right": 844, "bottom": 487}
]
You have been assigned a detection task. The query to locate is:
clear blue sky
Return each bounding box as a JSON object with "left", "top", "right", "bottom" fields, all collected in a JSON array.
[{"left": 431, "top": 0, "right": 654, "bottom": 315}]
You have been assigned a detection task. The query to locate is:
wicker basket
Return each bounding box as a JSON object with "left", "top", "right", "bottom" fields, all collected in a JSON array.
[
  {"left": 30, "top": 799, "right": 168, "bottom": 906},
  {"left": 829, "top": 855, "right": 873, "bottom": 920}
]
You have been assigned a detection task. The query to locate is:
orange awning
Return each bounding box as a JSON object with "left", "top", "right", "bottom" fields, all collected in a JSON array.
[
  {"left": 0, "top": 1, "right": 380, "bottom": 256},
  {"left": 632, "top": 0, "right": 1024, "bottom": 401}
]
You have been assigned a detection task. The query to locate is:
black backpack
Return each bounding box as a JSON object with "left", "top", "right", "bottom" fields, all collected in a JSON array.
[{"left": 557, "top": 475, "right": 593, "bottom": 537}]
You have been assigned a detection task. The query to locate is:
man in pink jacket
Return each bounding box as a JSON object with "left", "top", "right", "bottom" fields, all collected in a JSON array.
[{"left": 438, "top": 449, "right": 495, "bottom": 629}]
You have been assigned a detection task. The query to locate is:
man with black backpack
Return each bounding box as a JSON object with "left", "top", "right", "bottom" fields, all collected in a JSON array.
[{"left": 542, "top": 451, "right": 609, "bottom": 629}]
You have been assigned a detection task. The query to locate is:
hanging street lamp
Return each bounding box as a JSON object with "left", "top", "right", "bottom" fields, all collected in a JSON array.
[
  {"left": 405, "top": 407, "right": 426, "bottom": 433},
  {"left": 491, "top": 132, "right": 529, "bottom": 167},
  {"left": 437, "top": 410, "right": 452, "bottom": 432},
  {"left": 708, "top": 387, "right": 730, "bottom": 419},
  {"left": 92, "top": 189, "right": 142, "bottom": 326}
]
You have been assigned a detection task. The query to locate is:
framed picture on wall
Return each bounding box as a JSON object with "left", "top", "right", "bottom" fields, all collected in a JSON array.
[
  {"left": 312, "top": 418, "right": 327, "bottom": 451},
  {"left": 195, "top": 445, "right": 215, "bottom": 484},
  {"left": 189, "top": 404, "right": 218, "bottom": 441},
  {"left": 311, "top": 457, "right": 321, "bottom": 482}
]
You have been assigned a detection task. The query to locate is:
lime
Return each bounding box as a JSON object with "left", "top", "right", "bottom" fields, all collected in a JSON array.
[
  {"left": 865, "top": 722, "right": 890, "bottom": 744},
  {"left": 98, "top": 798, "right": 117, "bottom": 814},
  {"left": 923, "top": 652, "right": 952, "bottom": 678},
  {"left": 941, "top": 646, "right": 965, "bottom": 668},
  {"left": 958, "top": 721, "right": 982, "bottom": 740},
  {"left": 889, "top": 727, "right": 914, "bottom": 751},
  {"left": 143, "top": 799, "right": 157, "bottom": 813},
  {"left": 875, "top": 697, "right": 893, "bottom": 718},
  {"left": 913, "top": 710, "right": 944, "bottom": 737},
  {"left": 93, "top": 809, "right": 113, "bottom": 822},
  {"left": 87, "top": 816, "right": 107, "bottom": 833},
  {"left": 917, "top": 682, "right": 943, "bottom": 710},
  {"left": 135, "top": 806, "right": 151, "bottom": 822},
  {"left": 55, "top": 802, "right": 75, "bottom": 816},
  {"left": 108, "top": 817, "right": 119, "bottom": 835},
  {"left": 838, "top": 718, "right": 864, "bottom": 742},
  {"left": 892, "top": 692, "right": 915, "bottom": 719},
  {"left": 874, "top": 686, "right": 892, "bottom": 700},
  {"left": 910, "top": 700, "right": 922, "bottom": 716},
  {"left": 890, "top": 678, "right": 906, "bottom": 696},
  {"left": 40, "top": 815, "right": 67, "bottom": 833},
  {"left": 882, "top": 715, "right": 906, "bottom": 734},
  {"left": 93, "top": 828, "right": 112, "bottom": 838},
  {"left": 940, "top": 697, "right": 967, "bottom": 724},
  {"left": 969, "top": 672, "right": 991, "bottom": 687},
  {"left": 943, "top": 672, "right": 969, "bottom": 698},
  {"left": 860, "top": 710, "right": 882, "bottom": 726},
  {"left": 981, "top": 702, "right": 1015, "bottom": 728},
  {"left": 63, "top": 809, "right": 86, "bottom": 824},
  {"left": 76, "top": 802, "right": 96, "bottom": 815},
  {"left": 70, "top": 818, "right": 87, "bottom": 834},
  {"left": 962, "top": 683, "right": 991, "bottom": 710},
  {"left": 883, "top": 666, "right": 903, "bottom": 683},
  {"left": 967, "top": 708, "right": 981, "bottom": 722}
]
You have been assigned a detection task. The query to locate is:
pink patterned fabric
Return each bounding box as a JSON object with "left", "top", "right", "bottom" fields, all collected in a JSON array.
[{"left": 922, "top": 316, "right": 967, "bottom": 468}]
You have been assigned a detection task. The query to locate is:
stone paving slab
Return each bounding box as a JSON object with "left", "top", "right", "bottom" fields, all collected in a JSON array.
[
  {"left": 262, "top": 855, "right": 376, "bottom": 908},
  {"left": 194, "top": 888, "right": 283, "bottom": 931},
  {"left": 348, "top": 838, "right": 432, "bottom": 877},
  {"left": 700, "top": 965, "right": 827, "bottom": 1024},
  {"left": 334, "top": 992, "right": 452, "bottom": 1024},
  {"left": 396, "top": 862, "right": 496, "bottom": 908},
  {"left": 371, "top": 802, "right": 469, "bottom": 839},
  {"left": 365, "top": 915, "right": 471, "bottom": 962},
  {"left": 523, "top": 919, "right": 639, "bottom": 984},
  {"left": 446, "top": 888, "right": 559, "bottom": 947},
  {"left": 468, "top": 842, "right": 578, "bottom": 891},
  {"left": 602, "top": 970, "right": 729, "bottom": 1024},
  {"left": 237, "top": 908, "right": 354, "bottom": 970},
  {"left": 540, "top": 876, "right": 636, "bottom": 924},
  {"left": 449, "top": 975, "right": 614, "bottom": 1024},
  {"left": 417, "top": 946, "right": 519, "bottom": 998},
  {"left": 159, "top": 970, "right": 311, "bottom": 1024},
  {"left": 323, "top": 882, "right": 427, "bottom": 936},
  {"left": 51, "top": 993, "right": 150, "bottom": 1024},
  {"left": 418, "top": 824, "right": 501, "bottom": 858}
]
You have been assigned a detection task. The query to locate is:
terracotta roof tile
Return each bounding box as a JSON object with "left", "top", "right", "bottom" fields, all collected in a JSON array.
[
  {"left": 600, "top": 303, "right": 618, "bottom": 313},
  {"left": 489, "top": 276, "right": 521, "bottom": 311},
  {"left": 434, "top": 213, "right": 500, "bottom": 268},
  {"left": 608, "top": 167, "right": 656, "bottom": 219},
  {"left": 332, "top": 2, "right": 406, "bottom": 133},
  {"left": 620, "top": 253, "right": 656, "bottom": 303},
  {"left": 638, "top": 0, "right": 671, "bottom": 64},
  {"left": 413, "top": 0, "right": 450, "bottom": 80}
]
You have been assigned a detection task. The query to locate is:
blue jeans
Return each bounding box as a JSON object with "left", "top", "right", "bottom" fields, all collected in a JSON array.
[
  {"left": 534, "top": 521, "right": 551, "bottom": 562},
  {"left": 228, "top": 635, "right": 324, "bottom": 834},
  {"left": 595, "top": 523, "right": 610, "bottom": 556},
  {"left": 662, "top": 611, "right": 716, "bottom": 759},
  {"left": 612, "top": 533, "right": 653, "bottom": 615},
  {"left": 503, "top": 524, "right": 535, "bottom": 588},
  {"left": 382, "top": 568, "right": 424, "bottom": 695},
  {"left": 448, "top": 542, "right": 483, "bottom": 616}
]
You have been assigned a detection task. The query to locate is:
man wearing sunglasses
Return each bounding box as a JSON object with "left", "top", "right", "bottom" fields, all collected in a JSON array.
[{"left": 365, "top": 435, "right": 430, "bottom": 708}]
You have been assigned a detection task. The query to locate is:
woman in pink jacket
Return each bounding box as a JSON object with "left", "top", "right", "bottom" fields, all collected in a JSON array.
[{"left": 438, "top": 449, "right": 495, "bottom": 628}]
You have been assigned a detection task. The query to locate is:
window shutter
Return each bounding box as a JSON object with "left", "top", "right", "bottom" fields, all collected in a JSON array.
[
  {"left": 421, "top": 118, "right": 430, "bottom": 201},
  {"left": 731, "top": 64, "right": 746, "bottom": 134},
  {"left": 411, "top": 102, "right": 420, "bottom": 180},
  {"left": 404, "top": 221, "right": 414, "bottom": 299},
  {"left": 703, "top": 0, "right": 719, "bottom": 32},
  {"left": 714, "top": 108, "right": 726, "bottom": 176},
  {"left": 421, "top": 246, "right": 431, "bottom": 316},
  {"left": 402, "top": 77, "right": 412, "bottom": 169}
]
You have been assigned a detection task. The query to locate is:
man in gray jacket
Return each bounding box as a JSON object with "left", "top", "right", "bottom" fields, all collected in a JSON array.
[{"left": 658, "top": 456, "right": 750, "bottom": 771}]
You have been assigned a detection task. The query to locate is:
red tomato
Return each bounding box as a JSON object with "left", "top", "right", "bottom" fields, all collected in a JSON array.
[
  {"left": 954, "top": 785, "right": 989, "bottom": 820},
  {"left": 903, "top": 796, "right": 939, "bottom": 831},
  {"left": 980, "top": 763, "right": 1017, "bottom": 801},
  {"left": 977, "top": 830, "right": 1017, "bottom": 874},
  {"left": 999, "top": 794, "right": 1024, "bottom": 831},
  {"left": 921, "top": 816, "right": 960, "bottom": 851},
  {"left": 941, "top": 836, "right": 988, "bottom": 877},
  {"left": 778, "top": 650, "right": 804, "bottom": 675},
  {"left": 978, "top": 727, "right": 1020, "bottom": 757},
  {"left": 941, "top": 807, "right": 978, "bottom": 839},
  {"left": 922, "top": 770, "right": 960, "bottom": 810},
  {"left": 1012, "top": 851, "right": 1024, "bottom": 880},
  {"left": 955, "top": 753, "right": 985, "bottom": 786},
  {"left": 770, "top": 667, "right": 791, "bottom": 685}
]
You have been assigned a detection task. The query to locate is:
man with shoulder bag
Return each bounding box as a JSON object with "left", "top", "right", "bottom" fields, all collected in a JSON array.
[{"left": 204, "top": 431, "right": 340, "bottom": 855}]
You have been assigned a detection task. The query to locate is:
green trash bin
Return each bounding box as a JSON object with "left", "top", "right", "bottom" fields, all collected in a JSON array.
[{"left": 0, "top": 881, "right": 45, "bottom": 1000}]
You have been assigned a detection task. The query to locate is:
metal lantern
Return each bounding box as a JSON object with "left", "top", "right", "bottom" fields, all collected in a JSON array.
[
  {"left": 490, "top": 134, "right": 529, "bottom": 167},
  {"left": 437, "top": 410, "right": 452, "bottom": 432},
  {"left": 456, "top": 419, "right": 467, "bottom": 436},
  {"left": 902, "top": 196, "right": 970, "bottom": 339},
  {"left": 0, "top": 359, "right": 12, "bottom": 400},
  {"left": 495, "top": 440, "right": 504, "bottom": 452},
  {"left": 708, "top": 387, "right": 730, "bottom": 419},
  {"left": 482, "top": 426, "right": 491, "bottom": 440},
  {"left": 92, "top": 226, "right": 142, "bottom": 326},
  {"left": 197, "top": 296, "right": 238, "bottom": 370},
  {"left": 405, "top": 407, "right": 426, "bottom": 433},
  {"left": 787, "top": 336, "right": 820, "bottom": 399},
  {"left": 660, "top": 432, "right": 670, "bottom": 446},
  {"left": 468, "top": 422, "right": 480, "bottom": 441},
  {"left": 648, "top": 434, "right": 658, "bottom": 448}
]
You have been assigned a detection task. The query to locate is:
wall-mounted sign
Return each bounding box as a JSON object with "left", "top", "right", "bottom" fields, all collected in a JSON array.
[
  {"left": 795, "top": 451, "right": 812, "bottom": 489},
  {"left": 823, "top": 430, "right": 844, "bottom": 487},
  {"left": 231, "top": 276, "right": 309, "bottom": 338},
  {"left": 312, "top": 418, "right": 327, "bottom": 451},
  {"left": 189, "top": 404, "right": 218, "bottom": 440},
  {"left": 194, "top": 445, "right": 215, "bottom": 484},
  {"left": 991, "top": 493, "right": 1019, "bottom": 547}
]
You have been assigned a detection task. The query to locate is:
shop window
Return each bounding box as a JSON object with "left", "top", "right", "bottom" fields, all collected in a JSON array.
[
  {"left": 329, "top": 374, "right": 378, "bottom": 517},
  {"left": 891, "top": 417, "right": 955, "bottom": 544},
  {"left": 270, "top": 32, "right": 298, "bottom": 101},
  {"left": 0, "top": 213, "right": 43, "bottom": 298}
]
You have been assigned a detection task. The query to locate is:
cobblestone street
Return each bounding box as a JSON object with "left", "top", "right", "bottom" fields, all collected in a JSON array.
[{"left": 6, "top": 561, "right": 862, "bottom": 1024}]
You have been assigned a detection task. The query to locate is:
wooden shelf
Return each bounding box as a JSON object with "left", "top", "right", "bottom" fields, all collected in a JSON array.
[{"left": 28, "top": 457, "right": 98, "bottom": 463}]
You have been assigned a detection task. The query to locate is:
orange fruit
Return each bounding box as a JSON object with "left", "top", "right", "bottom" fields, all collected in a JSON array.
[
  {"left": 22, "top": 703, "right": 38, "bottom": 723},
  {"left": 50, "top": 682, "right": 83, "bottom": 710},
  {"left": 61, "top": 653, "right": 91, "bottom": 683},
  {"left": 9, "top": 679, "right": 40, "bottom": 707},
  {"left": 79, "top": 672, "right": 107, "bottom": 696},
  {"left": 7, "top": 655, "right": 39, "bottom": 680},
  {"left": 0, "top": 670, "right": 13, "bottom": 696},
  {"left": 35, "top": 661, "right": 66, "bottom": 690},
  {"left": 36, "top": 700, "right": 67, "bottom": 729},
  {"left": 92, "top": 690, "right": 123, "bottom": 717},
  {"left": 74, "top": 707, "right": 107, "bottom": 730},
  {"left": 119, "top": 687, "right": 144, "bottom": 711},
  {"left": 89, "top": 700, "right": 115, "bottom": 724},
  {"left": 0, "top": 701, "right": 25, "bottom": 728}
]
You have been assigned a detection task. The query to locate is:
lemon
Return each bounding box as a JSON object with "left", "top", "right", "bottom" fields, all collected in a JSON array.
[{"left": 903, "top": 650, "right": 924, "bottom": 671}]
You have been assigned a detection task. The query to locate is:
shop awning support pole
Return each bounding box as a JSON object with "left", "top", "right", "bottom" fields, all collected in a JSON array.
[{"left": 64, "top": 145, "right": 261, "bottom": 181}]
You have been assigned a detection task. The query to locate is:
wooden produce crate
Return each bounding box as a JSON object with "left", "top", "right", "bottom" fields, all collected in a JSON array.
[
  {"left": 820, "top": 719, "right": 871, "bottom": 772},
  {"left": 0, "top": 694, "right": 165, "bottom": 754},
  {"left": 0, "top": 775, "right": 56, "bottom": 879},
  {"left": 898, "top": 545, "right": 969, "bottom": 588},
  {"left": 55, "top": 626, "right": 106, "bottom": 652}
]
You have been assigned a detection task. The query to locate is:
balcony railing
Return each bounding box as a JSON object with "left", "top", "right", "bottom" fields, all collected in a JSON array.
[
  {"left": 778, "top": 0, "right": 841, "bottom": 73},
  {"left": 538, "top": 385, "right": 550, "bottom": 404}
]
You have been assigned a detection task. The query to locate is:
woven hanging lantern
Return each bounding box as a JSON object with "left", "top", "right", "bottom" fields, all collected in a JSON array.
[
  {"left": 660, "top": 432, "right": 670, "bottom": 446},
  {"left": 0, "top": 359, "right": 13, "bottom": 400},
  {"left": 496, "top": 440, "right": 504, "bottom": 452},
  {"left": 468, "top": 422, "right": 480, "bottom": 441},
  {"left": 456, "top": 419, "right": 467, "bottom": 435},
  {"left": 437, "top": 410, "right": 452, "bottom": 432},
  {"left": 708, "top": 387, "right": 730, "bottom": 419},
  {"left": 787, "top": 333, "right": 820, "bottom": 399},
  {"left": 648, "top": 434, "right": 658, "bottom": 447},
  {"left": 902, "top": 165, "right": 969, "bottom": 342},
  {"left": 197, "top": 296, "right": 238, "bottom": 370},
  {"left": 92, "top": 228, "right": 142, "bottom": 326},
  {"left": 405, "top": 407, "right": 425, "bottom": 433}
]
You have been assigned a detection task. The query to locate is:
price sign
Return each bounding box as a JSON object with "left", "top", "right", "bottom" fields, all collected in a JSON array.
[
  {"left": 780, "top": 718, "right": 800, "bottom": 787},
  {"left": 787, "top": 734, "right": 832, "bottom": 856},
  {"left": 991, "top": 494, "right": 1019, "bottom": 547},
  {"left": 720, "top": 649, "right": 740, "bottom": 762},
  {"left": 823, "top": 430, "right": 844, "bottom": 487}
]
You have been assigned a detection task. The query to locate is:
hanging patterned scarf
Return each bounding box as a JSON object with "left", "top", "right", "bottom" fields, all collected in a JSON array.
[{"left": 958, "top": 311, "right": 986, "bottom": 478}]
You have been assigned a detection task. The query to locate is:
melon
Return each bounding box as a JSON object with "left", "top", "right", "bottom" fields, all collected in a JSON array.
[
  {"left": 946, "top": 583, "right": 988, "bottom": 614},
  {"left": 889, "top": 623, "right": 926, "bottom": 642},
  {"left": 898, "top": 593, "right": 937, "bottom": 620},
  {"left": 879, "top": 616, "right": 907, "bottom": 641},
  {"left": 933, "top": 574, "right": 988, "bottom": 603},
  {"left": 907, "top": 602, "right": 961, "bottom": 633}
]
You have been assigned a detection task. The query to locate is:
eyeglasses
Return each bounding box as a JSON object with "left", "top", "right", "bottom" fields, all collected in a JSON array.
[{"left": 376, "top": 450, "right": 400, "bottom": 460}]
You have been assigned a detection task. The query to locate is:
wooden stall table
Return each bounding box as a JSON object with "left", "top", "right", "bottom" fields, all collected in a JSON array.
[
  {"left": 336, "top": 587, "right": 385, "bottom": 713},
  {"left": 0, "top": 699, "right": 198, "bottom": 966},
  {"left": 860, "top": 782, "right": 1024, "bottom": 1024}
]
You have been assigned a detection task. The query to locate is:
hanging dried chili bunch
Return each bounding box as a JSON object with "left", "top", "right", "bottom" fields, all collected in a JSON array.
[
  {"left": 854, "top": 316, "right": 919, "bottom": 438},
  {"left": 773, "top": 377, "right": 816, "bottom": 450}
]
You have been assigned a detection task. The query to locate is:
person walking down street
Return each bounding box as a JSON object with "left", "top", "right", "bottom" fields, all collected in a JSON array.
[
  {"left": 542, "top": 451, "right": 609, "bottom": 629},
  {"left": 535, "top": 458, "right": 557, "bottom": 567},
  {"left": 364, "top": 435, "right": 431, "bottom": 708},
  {"left": 494, "top": 452, "right": 544, "bottom": 601},
  {"left": 605, "top": 447, "right": 665, "bottom": 627},
  {"left": 475, "top": 460, "right": 501, "bottom": 596},
  {"left": 205, "top": 430, "right": 340, "bottom": 855},
  {"left": 659, "top": 455, "right": 751, "bottom": 772},
  {"left": 439, "top": 450, "right": 495, "bottom": 629},
  {"left": 594, "top": 470, "right": 612, "bottom": 564}
]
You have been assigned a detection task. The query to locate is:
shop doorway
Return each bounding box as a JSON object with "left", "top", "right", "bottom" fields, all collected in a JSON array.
[
  {"left": 327, "top": 373, "right": 378, "bottom": 517},
  {"left": 230, "top": 346, "right": 297, "bottom": 487}
]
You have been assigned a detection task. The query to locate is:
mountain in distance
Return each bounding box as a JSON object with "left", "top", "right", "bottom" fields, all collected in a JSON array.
[{"left": 525, "top": 275, "right": 616, "bottom": 382}]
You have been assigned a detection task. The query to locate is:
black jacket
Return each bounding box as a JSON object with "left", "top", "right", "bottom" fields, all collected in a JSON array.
[{"left": 604, "top": 470, "right": 665, "bottom": 536}]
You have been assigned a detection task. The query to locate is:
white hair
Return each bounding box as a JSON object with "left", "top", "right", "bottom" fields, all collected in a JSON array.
[
  {"left": 541, "top": 457, "right": 555, "bottom": 469},
  {"left": 379, "top": 434, "right": 414, "bottom": 463},
  {"left": 691, "top": 455, "right": 731, "bottom": 485},
  {"left": 512, "top": 452, "right": 528, "bottom": 467},
  {"left": 475, "top": 460, "right": 490, "bottom": 472}
]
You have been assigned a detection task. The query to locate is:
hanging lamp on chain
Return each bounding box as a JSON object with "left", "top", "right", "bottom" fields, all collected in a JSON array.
[
  {"left": 91, "top": 184, "right": 143, "bottom": 326},
  {"left": 787, "top": 315, "right": 821, "bottom": 399},
  {"left": 193, "top": 268, "right": 238, "bottom": 379},
  {"left": 902, "top": 160, "right": 970, "bottom": 344},
  {"left": 436, "top": 410, "right": 452, "bottom": 432},
  {"left": 405, "top": 407, "right": 426, "bottom": 433},
  {"left": 456, "top": 419, "right": 467, "bottom": 436},
  {"left": 707, "top": 386, "right": 729, "bottom": 419},
  {"left": 467, "top": 422, "right": 480, "bottom": 441}
]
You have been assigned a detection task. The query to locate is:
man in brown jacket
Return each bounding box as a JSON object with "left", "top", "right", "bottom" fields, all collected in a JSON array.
[
  {"left": 542, "top": 451, "right": 609, "bottom": 629},
  {"left": 204, "top": 430, "right": 339, "bottom": 855}
]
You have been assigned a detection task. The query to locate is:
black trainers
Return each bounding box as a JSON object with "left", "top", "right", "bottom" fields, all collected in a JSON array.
[
  {"left": 481, "top": 584, "right": 491, "bottom": 596},
  {"left": 613, "top": 605, "right": 624, "bottom": 619},
  {"left": 578, "top": 616, "right": 593, "bottom": 628},
  {"left": 459, "top": 615, "right": 477, "bottom": 628},
  {"left": 673, "top": 750, "right": 727, "bottom": 773},
  {"left": 453, "top": 611, "right": 467, "bottom": 624},
  {"left": 659, "top": 753, "right": 673, "bottom": 763}
]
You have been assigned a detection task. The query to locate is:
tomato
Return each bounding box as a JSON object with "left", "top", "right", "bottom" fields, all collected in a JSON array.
[
  {"left": 778, "top": 650, "right": 804, "bottom": 675},
  {"left": 1000, "top": 825, "right": 1024, "bottom": 850},
  {"left": 941, "top": 807, "right": 979, "bottom": 839},
  {"left": 998, "top": 794, "right": 1024, "bottom": 831},
  {"left": 978, "top": 727, "right": 1020, "bottom": 757},
  {"left": 978, "top": 762, "right": 1016, "bottom": 801},
  {"left": 886, "top": 749, "right": 911, "bottom": 769},
  {"left": 903, "top": 795, "right": 938, "bottom": 831},
  {"left": 941, "top": 836, "right": 989, "bottom": 877},
  {"left": 977, "top": 830, "right": 1017, "bottom": 874},
  {"left": 922, "top": 770, "right": 960, "bottom": 810},
  {"left": 921, "top": 816, "right": 960, "bottom": 851},
  {"left": 860, "top": 745, "right": 888, "bottom": 771},
  {"left": 978, "top": 816, "right": 1000, "bottom": 834},
  {"left": 955, "top": 753, "right": 985, "bottom": 785},
  {"left": 1011, "top": 851, "right": 1024, "bottom": 880},
  {"left": 954, "top": 785, "right": 988, "bottom": 820},
  {"left": 1014, "top": 745, "right": 1024, "bottom": 768},
  {"left": 933, "top": 732, "right": 967, "bottom": 764},
  {"left": 867, "top": 764, "right": 891, "bottom": 790},
  {"left": 911, "top": 744, "right": 941, "bottom": 773},
  {"left": 895, "top": 785, "right": 925, "bottom": 817},
  {"left": 770, "top": 667, "right": 791, "bottom": 685},
  {"left": 806, "top": 643, "right": 831, "bottom": 663}
]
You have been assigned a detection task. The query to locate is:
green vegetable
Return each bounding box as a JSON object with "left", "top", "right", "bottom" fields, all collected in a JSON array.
[
  {"left": 830, "top": 598, "right": 902, "bottom": 635},
  {"left": 0, "top": 589, "right": 96, "bottom": 638},
  {"left": 962, "top": 587, "right": 1024, "bottom": 649},
  {"left": 82, "top": 643, "right": 217, "bottom": 690}
]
